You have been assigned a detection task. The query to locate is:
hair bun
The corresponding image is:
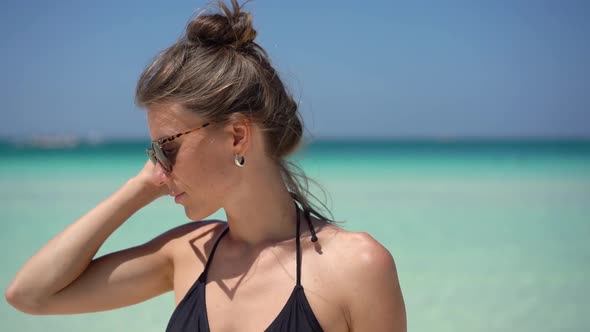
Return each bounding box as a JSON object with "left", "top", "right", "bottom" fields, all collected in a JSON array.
[{"left": 186, "top": 0, "right": 257, "bottom": 50}]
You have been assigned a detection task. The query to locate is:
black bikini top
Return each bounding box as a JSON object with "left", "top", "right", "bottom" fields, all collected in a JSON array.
[{"left": 165, "top": 200, "right": 323, "bottom": 331}]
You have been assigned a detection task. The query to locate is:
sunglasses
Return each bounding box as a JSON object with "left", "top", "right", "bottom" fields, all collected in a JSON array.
[{"left": 146, "top": 122, "right": 211, "bottom": 173}]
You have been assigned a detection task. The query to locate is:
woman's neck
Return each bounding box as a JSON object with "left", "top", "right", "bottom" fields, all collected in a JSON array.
[{"left": 222, "top": 166, "right": 301, "bottom": 250}]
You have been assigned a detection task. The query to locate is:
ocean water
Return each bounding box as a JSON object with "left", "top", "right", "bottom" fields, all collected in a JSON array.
[{"left": 1, "top": 140, "right": 589, "bottom": 332}]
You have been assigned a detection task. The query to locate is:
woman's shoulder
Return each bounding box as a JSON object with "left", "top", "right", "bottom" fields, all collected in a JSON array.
[
  {"left": 312, "top": 221, "right": 398, "bottom": 290},
  {"left": 316, "top": 222, "right": 395, "bottom": 268},
  {"left": 312, "top": 222, "right": 403, "bottom": 325}
]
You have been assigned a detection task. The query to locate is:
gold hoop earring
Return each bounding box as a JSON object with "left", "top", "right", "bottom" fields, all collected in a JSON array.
[{"left": 234, "top": 153, "right": 245, "bottom": 168}]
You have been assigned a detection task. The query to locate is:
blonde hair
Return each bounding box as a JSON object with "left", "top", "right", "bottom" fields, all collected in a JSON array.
[{"left": 135, "top": 0, "right": 335, "bottom": 223}]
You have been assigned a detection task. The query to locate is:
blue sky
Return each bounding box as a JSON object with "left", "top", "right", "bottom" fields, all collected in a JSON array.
[{"left": 1, "top": 0, "right": 589, "bottom": 140}]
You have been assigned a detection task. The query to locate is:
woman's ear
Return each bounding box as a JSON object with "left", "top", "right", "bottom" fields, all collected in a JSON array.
[{"left": 226, "top": 113, "right": 252, "bottom": 155}]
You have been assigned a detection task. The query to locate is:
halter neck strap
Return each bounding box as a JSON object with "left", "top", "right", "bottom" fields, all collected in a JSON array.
[
  {"left": 202, "top": 224, "right": 229, "bottom": 280},
  {"left": 202, "top": 199, "right": 317, "bottom": 286},
  {"left": 295, "top": 200, "right": 302, "bottom": 286}
]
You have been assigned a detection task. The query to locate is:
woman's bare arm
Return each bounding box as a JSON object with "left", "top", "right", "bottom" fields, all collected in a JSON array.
[{"left": 5, "top": 161, "right": 173, "bottom": 315}]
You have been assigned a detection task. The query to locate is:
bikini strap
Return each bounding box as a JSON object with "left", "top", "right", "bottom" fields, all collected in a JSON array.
[
  {"left": 305, "top": 209, "right": 318, "bottom": 242},
  {"left": 289, "top": 192, "right": 318, "bottom": 243},
  {"left": 202, "top": 223, "right": 229, "bottom": 280},
  {"left": 295, "top": 199, "right": 320, "bottom": 286},
  {"left": 295, "top": 200, "right": 303, "bottom": 287},
  {"left": 203, "top": 201, "right": 313, "bottom": 286}
]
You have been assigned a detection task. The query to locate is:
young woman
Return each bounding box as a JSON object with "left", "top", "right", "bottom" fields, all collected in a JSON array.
[{"left": 6, "top": 1, "right": 406, "bottom": 331}]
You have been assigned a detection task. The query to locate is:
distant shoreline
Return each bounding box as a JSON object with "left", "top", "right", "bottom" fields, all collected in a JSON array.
[{"left": 1, "top": 136, "right": 590, "bottom": 146}]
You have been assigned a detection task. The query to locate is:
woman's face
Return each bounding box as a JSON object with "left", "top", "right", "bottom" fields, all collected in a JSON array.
[{"left": 146, "top": 103, "right": 239, "bottom": 220}]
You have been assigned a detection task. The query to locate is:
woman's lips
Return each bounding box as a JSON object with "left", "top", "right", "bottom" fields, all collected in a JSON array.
[{"left": 174, "top": 192, "right": 186, "bottom": 203}]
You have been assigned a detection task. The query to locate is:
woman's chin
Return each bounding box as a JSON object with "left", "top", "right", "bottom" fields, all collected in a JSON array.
[
  {"left": 183, "top": 204, "right": 202, "bottom": 221},
  {"left": 183, "top": 206, "right": 196, "bottom": 220}
]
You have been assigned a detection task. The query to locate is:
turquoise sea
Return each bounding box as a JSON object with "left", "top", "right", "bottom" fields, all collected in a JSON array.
[{"left": 1, "top": 140, "right": 589, "bottom": 332}]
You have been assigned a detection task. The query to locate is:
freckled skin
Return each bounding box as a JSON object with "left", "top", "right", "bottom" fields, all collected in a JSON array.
[
  {"left": 143, "top": 104, "right": 407, "bottom": 332},
  {"left": 147, "top": 103, "right": 238, "bottom": 221}
]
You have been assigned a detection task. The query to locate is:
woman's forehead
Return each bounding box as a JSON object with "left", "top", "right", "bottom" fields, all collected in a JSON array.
[{"left": 147, "top": 104, "right": 203, "bottom": 139}]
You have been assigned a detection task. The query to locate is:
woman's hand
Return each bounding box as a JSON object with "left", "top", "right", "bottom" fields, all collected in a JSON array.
[{"left": 130, "top": 160, "right": 170, "bottom": 200}]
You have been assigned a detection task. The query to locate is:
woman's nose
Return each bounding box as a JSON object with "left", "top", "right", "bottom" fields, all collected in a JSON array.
[{"left": 151, "top": 161, "right": 170, "bottom": 186}]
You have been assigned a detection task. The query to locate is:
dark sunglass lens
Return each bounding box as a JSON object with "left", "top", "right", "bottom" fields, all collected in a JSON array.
[
  {"left": 153, "top": 144, "right": 172, "bottom": 172},
  {"left": 147, "top": 148, "right": 157, "bottom": 164}
]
